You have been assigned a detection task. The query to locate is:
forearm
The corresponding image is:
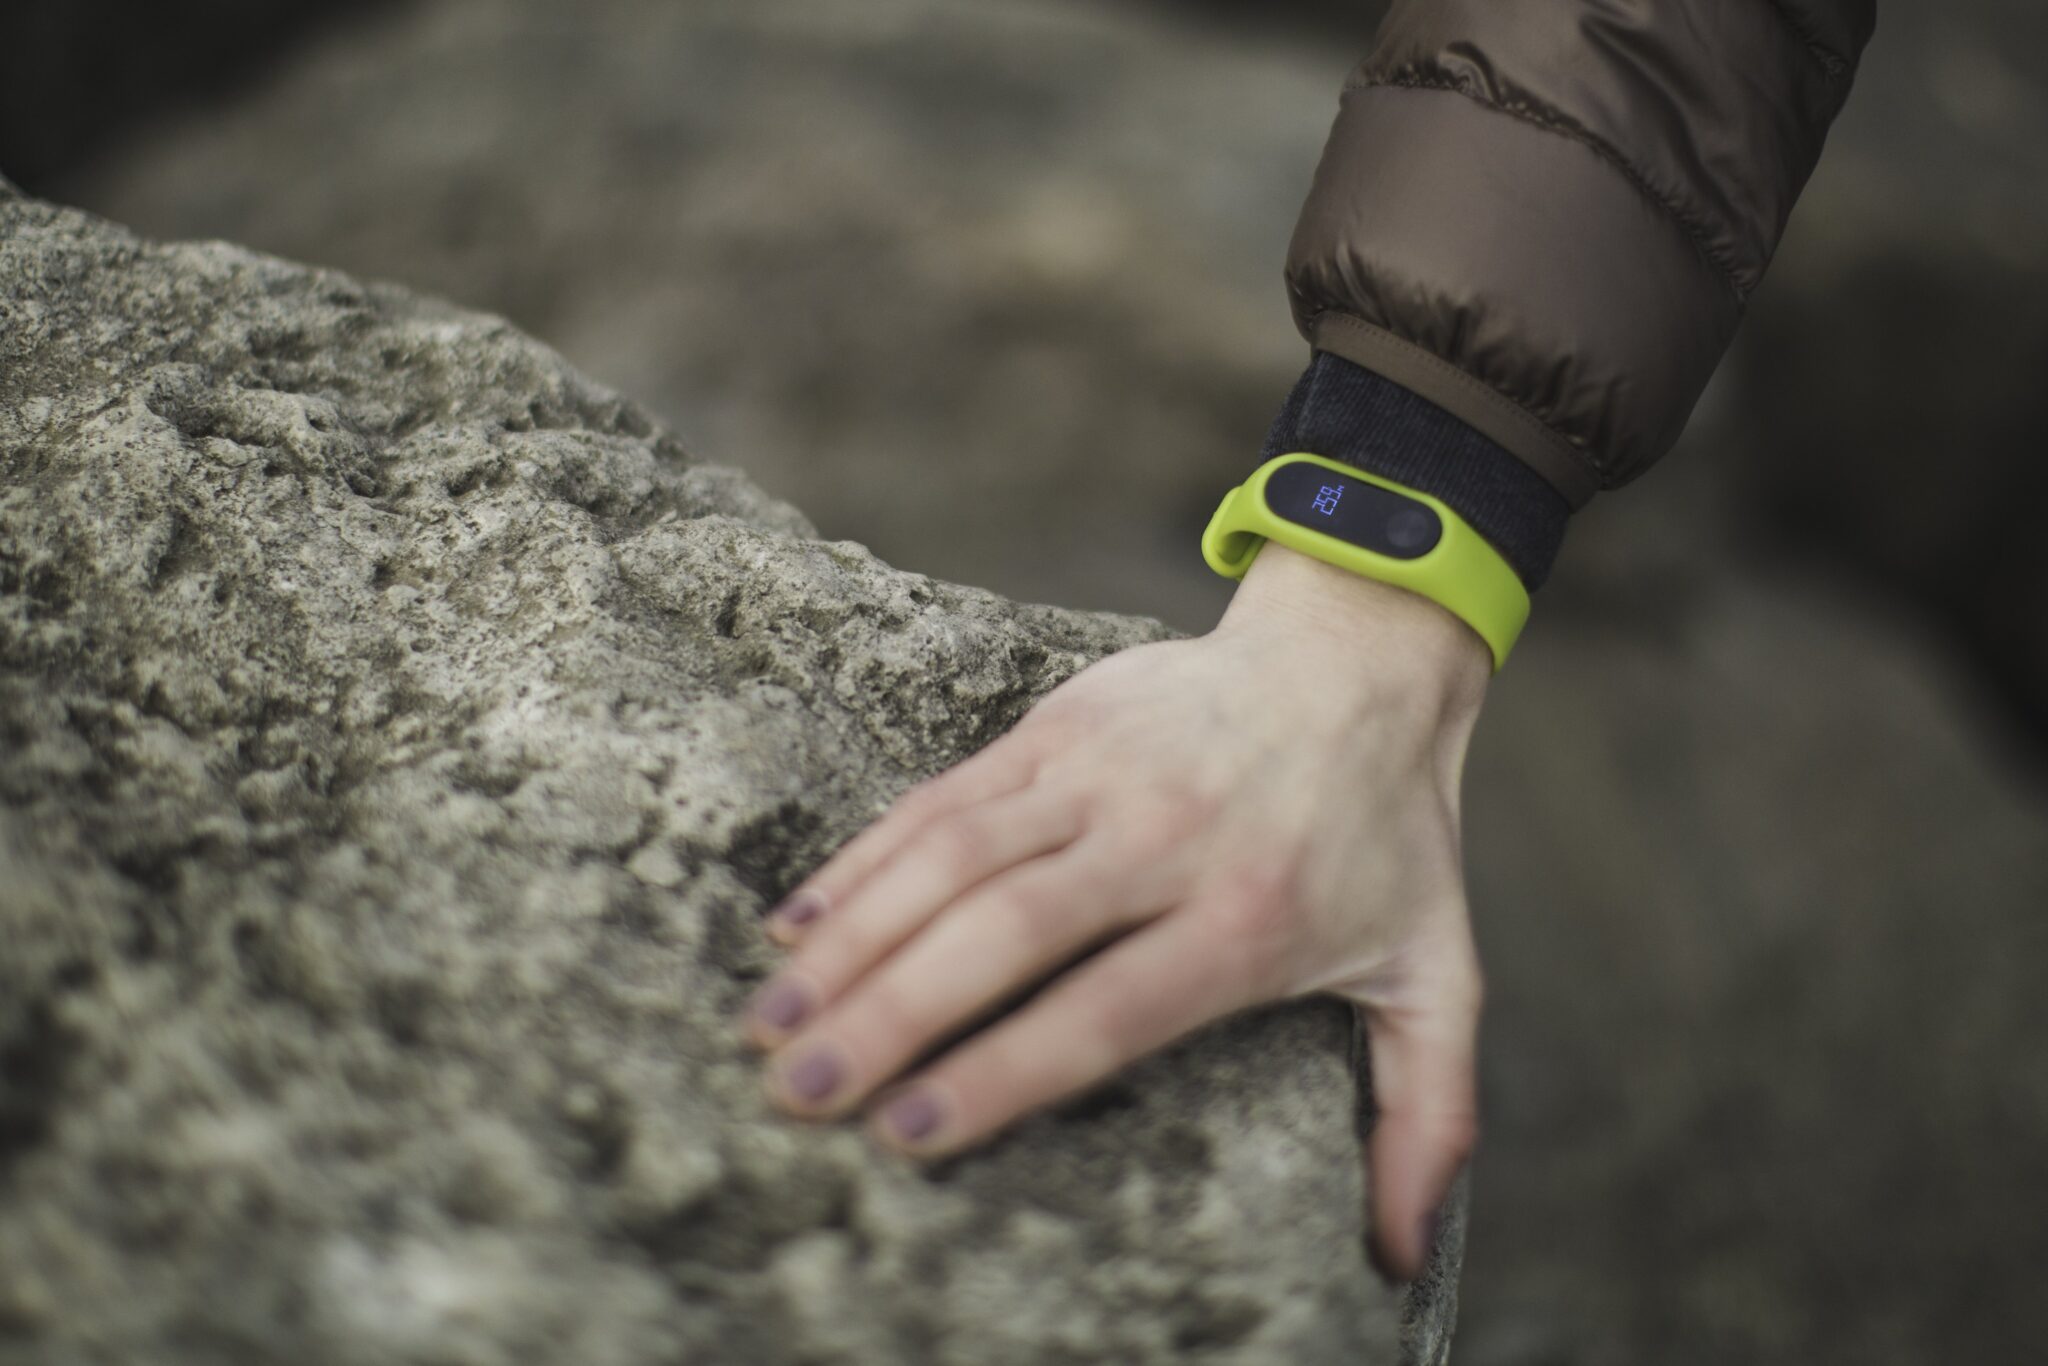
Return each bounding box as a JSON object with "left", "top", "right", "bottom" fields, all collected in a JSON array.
[
  {"left": 1260, "top": 353, "right": 1570, "bottom": 593},
  {"left": 1266, "top": 0, "right": 1877, "bottom": 609},
  {"left": 1220, "top": 539, "right": 1490, "bottom": 727}
]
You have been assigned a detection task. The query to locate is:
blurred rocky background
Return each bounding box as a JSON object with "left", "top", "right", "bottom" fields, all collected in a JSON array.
[{"left": 6, "top": 0, "right": 2045, "bottom": 1362}]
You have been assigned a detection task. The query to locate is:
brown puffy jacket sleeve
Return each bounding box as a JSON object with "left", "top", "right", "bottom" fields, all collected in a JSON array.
[{"left": 1285, "top": 0, "right": 1877, "bottom": 511}]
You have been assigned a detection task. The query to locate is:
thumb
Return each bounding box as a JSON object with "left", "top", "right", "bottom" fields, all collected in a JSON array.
[{"left": 1357, "top": 975, "right": 1481, "bottom": 1284}]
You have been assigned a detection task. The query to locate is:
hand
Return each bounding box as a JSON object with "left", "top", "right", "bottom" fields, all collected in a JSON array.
[{"left": 740, "top": 541, "right": 1492, "bottom": 1282}]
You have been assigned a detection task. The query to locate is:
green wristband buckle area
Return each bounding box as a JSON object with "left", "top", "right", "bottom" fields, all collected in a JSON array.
[{"left": 1201, "top": 452, "right": 1530, "bottom": 671}]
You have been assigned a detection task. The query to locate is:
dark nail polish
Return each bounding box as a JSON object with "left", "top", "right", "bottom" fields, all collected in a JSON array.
[
  {"left": 881, "top": 1089, "right": 942, "bottom": 1143},
  {"left": 785, "top": 1049, "right": 843, "bottom": 1102},
  {"left": 770, "top": 891, "right": 825, "bottom": 929},
  {"left": 750, "top": 980, "right": 811, "bottom": 1032}
]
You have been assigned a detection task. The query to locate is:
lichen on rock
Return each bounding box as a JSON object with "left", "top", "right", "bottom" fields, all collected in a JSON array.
[{"left": 0, "top": 179, "right": 1458, "bottom": 1364}]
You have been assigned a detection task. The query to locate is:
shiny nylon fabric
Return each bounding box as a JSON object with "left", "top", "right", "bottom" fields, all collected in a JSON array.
[{"left": 1285, "top": 0, "right": 1875, "bottom": 498}]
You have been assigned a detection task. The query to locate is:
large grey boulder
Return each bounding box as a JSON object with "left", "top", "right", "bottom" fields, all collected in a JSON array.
[{"left": 0, "top": 183, "right": 1458, "bottom": 1362}]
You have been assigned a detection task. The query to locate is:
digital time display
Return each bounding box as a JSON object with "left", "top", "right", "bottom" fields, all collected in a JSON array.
[{"left": 1262, "top": 459, "right": 1442, "bottom": 559}]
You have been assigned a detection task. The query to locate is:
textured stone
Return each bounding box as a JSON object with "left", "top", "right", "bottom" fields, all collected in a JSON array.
[
  {"left": 49, "top": 0, "right": 1344, "bottom": 631},
  {"left": 0, "top": 181, "right": 1458, "bottom": 1363}
]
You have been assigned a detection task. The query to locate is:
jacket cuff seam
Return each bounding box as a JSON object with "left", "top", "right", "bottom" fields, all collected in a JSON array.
[
  {"left": 1307, "top": 310, "right": 1603, "bottom": 509},
  {"left": 1350, "top": 70, "right": 1752, "bottom": 303}
]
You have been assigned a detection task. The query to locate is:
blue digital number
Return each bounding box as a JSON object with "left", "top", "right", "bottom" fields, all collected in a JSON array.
[{"left": 1310, "top": 483, "right": 1344, "bottom": 517}]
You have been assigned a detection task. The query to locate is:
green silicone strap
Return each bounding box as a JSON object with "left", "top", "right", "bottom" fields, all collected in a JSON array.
[{"left": 1201, "top": 452, "right": 1531, "bottom": 671}]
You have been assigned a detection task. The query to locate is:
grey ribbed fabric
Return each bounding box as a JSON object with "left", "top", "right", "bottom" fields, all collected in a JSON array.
[{"left": 1260, "top": 352, "right": 1571, "bottom": 590}]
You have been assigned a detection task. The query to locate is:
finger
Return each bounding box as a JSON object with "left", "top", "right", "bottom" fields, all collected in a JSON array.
[
  {"left": 764, "top": 740, "right": 1037, "bottom": 942},
  {"left": 759, "top": 832, "right": 1139, "bottom": 1118},
  {"left": 1357, "top": 977, "right": 1481, "bottom": 1284},
  {"left": 860, "top": 893, "right": 1262, "bottom": 1156},
  {"left": 743, "top": 782, "right": 1084, "bottom": 1048}
]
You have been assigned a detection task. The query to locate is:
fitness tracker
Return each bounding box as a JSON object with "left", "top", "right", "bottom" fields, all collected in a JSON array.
[{"left": 1201, "top": 452, "right": 1530, "bottom": 671}]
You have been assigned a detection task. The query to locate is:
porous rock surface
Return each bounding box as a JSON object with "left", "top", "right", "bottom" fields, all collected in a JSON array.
[{"left": 0, "top": 182, "right": 1459, "bottom": 1363}]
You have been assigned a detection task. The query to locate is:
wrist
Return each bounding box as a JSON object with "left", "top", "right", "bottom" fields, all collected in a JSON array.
[
  {"left": 1215, "top": 541, "right": 1491, "bottom": 714},
  {"left": 1259, "top": 352, "right": 1572, "bottom": 592}
]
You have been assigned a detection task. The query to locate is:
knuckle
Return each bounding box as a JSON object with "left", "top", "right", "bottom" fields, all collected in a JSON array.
[
  {"left": 853, "top": 974, "right": 930, "bottom": 1057},
  {"left": 895, "top": 775, "right": 951, "bottom": 818},
  {"left": 804, "top": 915, "right": 883, "bottom": 988},
  {"left": 1117, "top": 787, "right": 1219, "bottom": 856},
  {"left": 1439, "top": 1110, "right": 1482, "bottom": 1164},
  {"left": 1219, "top": 864, "right": 1306, "bottom": 999},
  {"left": 1028, "top": 963, "right": 1144, "bottom": 1068},
  {"left": 1437, "top": 950, "right": 1486, "bottom": 1021},
  {"left": 1019, "top": 697, "right": 1093, "bottom": 747},
  {"left": 1211, "top": 859, "right": 1301, "bottom": 942},
  {"left": 928, "top": 813, "right": 995, "bottom": 877},
  {"left": 1385, "top": 1088, "right": 1480, "bottom": 1164},
  {"left": 1072, "top": 988, "right": 1139, "bottom": 1073},
  {"left": 984, "top": 885, "right": 1062, "bottom": 958}
]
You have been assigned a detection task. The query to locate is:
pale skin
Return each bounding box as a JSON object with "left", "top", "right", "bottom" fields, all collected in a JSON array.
[{"left": 740, "top": 539, "right": 1491, "bottom": 1282}]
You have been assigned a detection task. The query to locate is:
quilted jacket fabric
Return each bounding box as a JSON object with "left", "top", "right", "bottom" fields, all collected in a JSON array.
[{"left": 1284, "top": 0, "right": 1877, "bottom": 517}]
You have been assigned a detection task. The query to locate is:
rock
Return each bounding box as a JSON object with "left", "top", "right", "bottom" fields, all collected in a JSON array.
[
  {"left": 58, "top": 0, "right": 2048, "bottom": 745},
  {"left": 30, "top": 3, "right": 2048, "bottom": 1361},
  {"left": 48, "top": 0, "right": 1348, "bottom": 632},
  {"left": 0, "top": 180, "right": 1458, "bottom": 1363}
]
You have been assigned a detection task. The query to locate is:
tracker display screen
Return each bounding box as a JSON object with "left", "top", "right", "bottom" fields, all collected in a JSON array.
[{"left": 1262, "top": 460, "right": 1441, "bottom": 558}]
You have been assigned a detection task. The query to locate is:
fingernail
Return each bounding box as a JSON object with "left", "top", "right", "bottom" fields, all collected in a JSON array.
[
  {"left": 769, "top": 891, "right": 825, "bottom": 931},
  {"left": 782, "top": 1048, "right": 843, "bottom": 1103},
  {"left": 879, "top": 1088, "right": 943, "bottom": 1144},
  {"left": 748, "top": 979, "right": 812, "bottom": 1033}
]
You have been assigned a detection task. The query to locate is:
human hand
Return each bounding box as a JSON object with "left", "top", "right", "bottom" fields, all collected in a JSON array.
[{"left": 740, "top": 540, "right": 1492, "bottom": 1282}]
